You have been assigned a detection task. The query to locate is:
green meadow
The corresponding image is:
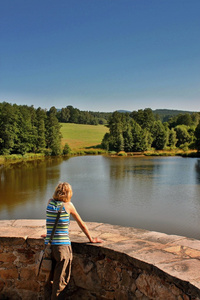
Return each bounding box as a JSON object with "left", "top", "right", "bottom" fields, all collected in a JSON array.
[{"left": 60, "top": 123, "right": 109, "bottom": 150}]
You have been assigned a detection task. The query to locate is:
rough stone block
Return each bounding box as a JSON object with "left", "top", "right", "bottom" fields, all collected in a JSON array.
[
  {"left": 0, "top": 252, "right": 16, "bottom": 263},
  {"left": 20, "top": 266, "right": 36, "bottom": 280},
  {"left": 0, "top": 279, "right": 5, "bottom": 292},
  {"left": 136, "top": 272, "right": 177, "bottom": 300},
  {"left": 0, "top": 267, "right": 19, "bottom": 280},
  {"left": 0, "top": 236, "right": 26, "bottom": 246},
  {"left": 15, "top": 280, "right": 41, "bottom": 292}
]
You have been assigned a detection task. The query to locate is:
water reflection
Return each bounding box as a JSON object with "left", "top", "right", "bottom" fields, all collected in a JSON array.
[
  {"left": 0, "top": 158, "right": 64, "bottom": 218},
  {"left": 195, "top": 160, "right": 200, "bottom": 184},
  {"left": 109, "top": 157, "right": 157, "bottom": 179}
]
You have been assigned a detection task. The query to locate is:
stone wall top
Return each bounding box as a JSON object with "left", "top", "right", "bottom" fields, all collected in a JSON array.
[{"left": 1, "top": 219, "right": 200, "bottom": 295}]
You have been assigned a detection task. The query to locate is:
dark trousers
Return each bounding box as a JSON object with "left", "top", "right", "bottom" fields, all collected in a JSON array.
[{"left": 44, "top": 244, "right": 73, "bottom": 300}]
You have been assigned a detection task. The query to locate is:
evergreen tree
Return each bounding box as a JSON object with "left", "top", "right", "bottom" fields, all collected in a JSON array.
[
  {"left": 45, "top": 107, "right": 62, "bottom": 155},
  {"left": 67, "top": 106, "right": 79, "bottom": 123},
  {"left": 101, "top": 133, "right": 111, "bottom": 151},
  {"left": 0, "top": 102, "right": 18, "bottom": 154},
  {"left": 131, "top": 122, "right": 153, "bottom": 151},
  {"left": 107, "top": 111, "right": 125, "bottom": 152},
  {"left": 123, "top": 125, "right": 133, "bottom": 152},
  {"left": 13, "top": 105, "right": 37, "bottom": 155},
  {"left": 151, "top": 121, "right": 168, "bottom": 150},
  {"left": 36, "top": 107, "right": 46, "bottom": 151},
  {"left": 132, "top": 122, "right": 145, "bottom": 151},
  {"left": 57, "top": 107, "right": 70, "bottom": 123}
]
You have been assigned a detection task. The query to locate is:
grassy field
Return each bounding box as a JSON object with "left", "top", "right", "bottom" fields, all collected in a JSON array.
[{"left": 60, "top": 123, "right": 109, "bottom": 150}]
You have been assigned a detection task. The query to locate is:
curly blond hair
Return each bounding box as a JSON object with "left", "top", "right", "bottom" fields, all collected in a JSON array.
[{"left": 53, "top": 182, "right": 73, "bottom": 202}]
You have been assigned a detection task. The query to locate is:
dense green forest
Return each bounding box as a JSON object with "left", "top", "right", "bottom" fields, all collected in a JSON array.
[
  {"left": 1, "top": 102, "right": 200, "bottom": 156},
  {"left": 56, "top": 105, "right": 111, "bottom": 125},
  {"left": 0, "top": 102, "right": 62, "bottom": 155},
  {"left": 102, "top": 108, "right": 200, "bottom": 153}
]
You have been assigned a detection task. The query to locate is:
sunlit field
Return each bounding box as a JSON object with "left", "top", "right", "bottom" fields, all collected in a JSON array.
[{"left": 60, "top": 123, "right": 109, "bottom": 150}]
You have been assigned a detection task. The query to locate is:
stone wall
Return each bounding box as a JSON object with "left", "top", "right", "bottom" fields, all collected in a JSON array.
[{"left": 0, "top": 220, "right": 200, "bottom": 300}]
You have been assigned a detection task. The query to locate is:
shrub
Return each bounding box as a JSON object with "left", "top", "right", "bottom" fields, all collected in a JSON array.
[
  {"left": 179, "top": 143, "right": 189, "bottom": 152},
  {"left": 63, "top": 143, "right": 71, "bottom": 155},
  {"left": 118, "top": 151, "right": 127, "bottom": 157},
  {"left": 109, "top": 151, "right": 117, "bottom": 155},
  {"left": 44, "top": 149, "right": 52, "bottom": 156}
]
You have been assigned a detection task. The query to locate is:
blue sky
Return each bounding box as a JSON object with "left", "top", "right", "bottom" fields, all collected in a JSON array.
[{"left": 0, "top": 0, "right": 199, "bottom": 112}]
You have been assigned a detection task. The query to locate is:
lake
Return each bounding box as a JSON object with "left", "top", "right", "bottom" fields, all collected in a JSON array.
[{"left": 0, "top": 155, "right": 200, "bottom": 239}]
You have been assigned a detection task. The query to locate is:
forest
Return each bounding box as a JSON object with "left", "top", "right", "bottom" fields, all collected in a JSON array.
[
  {"left": 102, "top": 108, "right": 200, "bottom": 153},
  {"left": 56, "top": 105, "right": 111, "bottom": 125},
  {"left": 0, "top": 102, "right": 62, "bottom": 156},
  {"left": 0, "top": 102, "right": 200, "bottom": 156}
]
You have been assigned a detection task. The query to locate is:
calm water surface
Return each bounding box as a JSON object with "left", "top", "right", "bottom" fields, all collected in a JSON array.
[{"left": 1, "top": 156, "right": 200, "bottom": 239}]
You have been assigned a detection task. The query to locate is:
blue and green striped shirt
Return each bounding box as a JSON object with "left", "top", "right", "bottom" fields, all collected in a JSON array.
[{"left": 45, "top": 199, "right": 71, "bottom": 245}]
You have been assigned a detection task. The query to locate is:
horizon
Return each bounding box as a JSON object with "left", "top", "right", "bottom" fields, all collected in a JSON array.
[
  {"left": 0, "top": 0, "right": 200, "bottom": 112},
  {"left": 1, "top": 100, "right": 199, "bottom": 114}
]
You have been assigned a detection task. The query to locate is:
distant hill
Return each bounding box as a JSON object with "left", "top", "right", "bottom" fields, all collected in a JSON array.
[
  {"left": 117, "top": 109, "right": 197, "bottom": 122},
  {"left": 153, "top": 109, "right": 196, "bottom": 122},
  {"left": 117, "top": 110, "right": 131, "bottom": 113}
]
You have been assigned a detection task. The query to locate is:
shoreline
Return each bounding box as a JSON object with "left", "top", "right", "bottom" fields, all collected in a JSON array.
[{"left": 1, "top": 149, "right": 200, "bottom": 167}]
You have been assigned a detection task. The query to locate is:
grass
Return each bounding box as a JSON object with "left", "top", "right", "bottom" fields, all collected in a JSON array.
[
  {"left": 60, "top": 123, "right": 109, "bottom": 150},
  {"left": 0, "top": 153, "right": 45, "bottom": 165},
  {"left": 0, "top": 124, "right": 108, "bottom": 165}
]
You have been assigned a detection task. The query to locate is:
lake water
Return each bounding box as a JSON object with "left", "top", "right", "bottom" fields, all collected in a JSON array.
[{"left": 1, "top": 155, "right": 200, "bottom": 239}]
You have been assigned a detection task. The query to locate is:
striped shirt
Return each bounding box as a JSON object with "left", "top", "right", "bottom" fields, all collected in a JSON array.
[{"left": 45, "top": 199, "right": 71, "bottom": 245}]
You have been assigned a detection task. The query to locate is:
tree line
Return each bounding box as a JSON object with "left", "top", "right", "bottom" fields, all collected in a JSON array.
[
  {"left": 0, "top": 102, "right": 112, "bottom": 156},
  {"left": 1, "top": 102, "right": 200, "bottom": 156},
  {"left": 0, "top": 102, "right": 62, "bottom": 156},
  {"left": 101, "top": 108, "right": 200, "bottom": 153},
  {"left": 57, "top": 105, "right": 111, "bottom": 125}
]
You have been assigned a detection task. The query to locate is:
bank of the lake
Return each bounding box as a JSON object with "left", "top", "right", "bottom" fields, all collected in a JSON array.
[
  {"left": 0, "top": 149, "right": 199, "bottom": 167},
  {"left": 0, "top": 153, "right": 46, "bottom": 167}
]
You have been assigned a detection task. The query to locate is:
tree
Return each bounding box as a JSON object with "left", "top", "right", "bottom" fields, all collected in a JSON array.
[
  {"left": 0, "top": 102, "right": 18, "bottom": 154},
  {"left": 45, "top": 107, "right": 62, "bottom": 155},
  {"left": 123, "top": 125, "right": 133, "bottom": 152},
  {"left": 57, "top": 107, "right": 70, "bottom": 123},
  {"left": 131, "top": 122, "right": 152, "bottom": 151},
  {"left": 142, "top": 129, "right": 153, "bottom": 151},
  {"left": 13, "top": 105, "right": 37, "bottom": 155},
  {"left": 101, "top": 133, "right": 111, "bottom": 151},
  {"left": 67, "top": 106, "right": 79, "bottom": 123},
  {"left": 168, "top": 128, "right": 177, "bottom": 148},
  {"left": 174, "top": 125, "right": 192, "bottom": 147},
  {"left": 151, "top": 121, "right": 168, "bottom": 150},
  {"left": 108, "top": 111, "right": 123, "bottom": 136},
  {"left": 107, "top": 111, "right": 125, "bottom": 152},
  {"left": 131, "top": 121, "right": 143, "bottom": 151},
  {"left": 176, "top": 113, "right": 192, "bottom": 126},
  {"left": 63, "top": 143, "right": 71, "bottom": 155},
  {"left": 195, "top": 120, "right": 200, "bottom": 152},
  {"left": 130, "top": 108, "right": 155, "bottom": 130},
  {"left": 36, "top": 107, "right": 46, "bottom": 151}
]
